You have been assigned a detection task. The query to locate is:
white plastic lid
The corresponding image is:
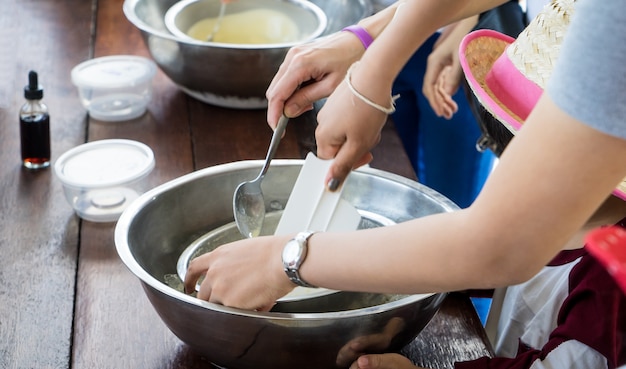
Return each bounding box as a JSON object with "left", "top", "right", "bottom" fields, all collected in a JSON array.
[
  {"left": 55, "top": 139, "right": 155, "bottom": 188},
  {"left": 55, "top": 139, "right": 155, "bottom": 222},
  {"left": 71, "top": 55, "right": 156, "bottom": 89}
]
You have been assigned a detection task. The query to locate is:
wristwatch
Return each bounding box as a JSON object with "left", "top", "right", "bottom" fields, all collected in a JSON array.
[{"left": 282, "top": 231, "right": 317, "bottom": 288}]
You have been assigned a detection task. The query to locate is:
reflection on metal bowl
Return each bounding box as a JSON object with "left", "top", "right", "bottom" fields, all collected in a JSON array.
[
  {"left": 115, "top": 160, "right": 458, "bottom": 369},
  {"left": 123, "top": 0, "right": 372, "bottom": 108}
]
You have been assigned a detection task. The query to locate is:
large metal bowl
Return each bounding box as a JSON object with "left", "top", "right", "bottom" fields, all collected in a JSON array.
[
  {"left": 164, "top": 0, "right": 327, "bottom": 44},
  {"left": 123, "top": 0, "right": 372, "bottom": 108},
  {"left": 115, "top": 160, "right": 459, "bottom": 369}
]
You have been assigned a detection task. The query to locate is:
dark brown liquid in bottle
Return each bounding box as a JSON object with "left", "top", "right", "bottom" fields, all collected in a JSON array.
[{"left": 20, "top": 113, "right": 51, "bottom": 169}]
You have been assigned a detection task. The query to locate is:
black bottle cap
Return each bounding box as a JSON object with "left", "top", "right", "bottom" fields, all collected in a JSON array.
[{"left": 24, "top": 70, "right": 44, "bottom": 100}]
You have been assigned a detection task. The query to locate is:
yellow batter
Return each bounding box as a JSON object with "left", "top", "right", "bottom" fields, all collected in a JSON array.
[{"left": 187, "top": 8, "right": 300, "bottom": 44}]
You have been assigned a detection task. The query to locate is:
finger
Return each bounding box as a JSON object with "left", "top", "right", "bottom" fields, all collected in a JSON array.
[
  {"left": 422, "top": 58, "right": 446, "bottom": 116},
  {"left": 184, "top": 259, "right": 207, "bottom": 294},
  {"left": 428, "top": 70, "right": 450, "bottom": 117},
  {"left": 315, "top": 117, "right": 345, "bottom": 161},
  {"left": 267, "top": 49, "right": 336, "bottom": 126},
  {"left": 425, "top": 89, "right": 443, "bottom": 117},
  {"left": 266, "top": 53, "right": 309, "bottom": 127},
  {"left": 439, "top": 65, "right": 461, "bottom": 106},
  {"left": 423, "top": 57, "right": 444, "bottom": 99},
  {"left": 283, "top": 79, "right": 332, "bottom": 118},
  {"left": 436, "top": 89, "right": 452, "bottom": 119},
  {"left": 432, "top": 84, "right": 448, "bottom": 118},
  {"left": 435, "top": 73, "right": 458, "bottom": 119},
  {"left": 267, "top": 79, "right": 319, "bottom": 127},
  {"left": 437, "top": 85, "right": 458, "bottom": 119},
  {"left": 196, "top": 274, "right": 213, "bottom": 301},
  {"left": 326, "top": 141, "right": 375, "bottom": 191},
  {"left": 447, "top": 63, "right": 464, "bottom": 95}
]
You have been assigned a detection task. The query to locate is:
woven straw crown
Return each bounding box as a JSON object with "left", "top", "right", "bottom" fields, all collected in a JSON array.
[
  {"left": 507, "top": 0, "right": 575, "bottom": 90},
  {"left": 460, "top": 0, "right": 626, "bottom": 200}
]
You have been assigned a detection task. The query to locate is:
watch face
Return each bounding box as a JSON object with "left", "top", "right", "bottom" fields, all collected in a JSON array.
[{"left": 282, "top": 239, "right": 302, "bottom": 268}]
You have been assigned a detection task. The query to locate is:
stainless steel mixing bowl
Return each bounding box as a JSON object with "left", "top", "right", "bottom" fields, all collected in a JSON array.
[
  {"left": 123, "top": 0, "right": 372, "bottom": 108},
  {"left": 115, "top": 160, "right": 458, "bottom": 369},
  {"left": 164, "top": 0, "right": 326, "bottom": 44}
]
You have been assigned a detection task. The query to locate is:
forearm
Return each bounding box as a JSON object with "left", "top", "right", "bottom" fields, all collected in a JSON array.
[
  {"left": 350, "top": 0, "right": 505, "bottom": 107},
  {"left": 443, "top": 14, "right": 480, "bottom": 50},
  {"left": 302, "top": 95, "right": 626, "bottom": 294},
  {"left": 358, "top": 0, "right": 503, "bottom": 39}
]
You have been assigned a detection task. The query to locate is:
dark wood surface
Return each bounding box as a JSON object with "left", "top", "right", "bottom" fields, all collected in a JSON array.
[{"left": 0, "top": 0, "right": 493, "bottom": 368}]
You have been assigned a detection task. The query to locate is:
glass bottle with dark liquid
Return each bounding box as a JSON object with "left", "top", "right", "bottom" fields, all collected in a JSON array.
[{"left": 20, "top": 70, "right": 51, "bottom": 169}]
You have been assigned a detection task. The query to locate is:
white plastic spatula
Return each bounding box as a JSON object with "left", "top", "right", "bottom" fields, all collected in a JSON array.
[
  {"left": 275, "top": 152, "right": 361, "bottom": 235},
  {"left": 275, "top": 153, "right": 361, "bottom": 302},
  {"left": 585, "top": 226, "right": 626, "bottom": 293}
]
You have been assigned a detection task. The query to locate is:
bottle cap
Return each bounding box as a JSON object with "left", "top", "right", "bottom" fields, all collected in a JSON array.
[{"left": 24, "top": 70, "right": 44, "bottom": 100}]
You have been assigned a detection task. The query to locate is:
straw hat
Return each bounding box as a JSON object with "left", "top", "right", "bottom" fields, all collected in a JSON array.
[{"left": 459, "top": 0, "right": 626, "bottom": 200}]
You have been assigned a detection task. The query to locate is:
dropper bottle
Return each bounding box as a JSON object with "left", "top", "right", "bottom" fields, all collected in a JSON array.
[{"left": 20, "top": 70, "right": 51, "bottom": 169}]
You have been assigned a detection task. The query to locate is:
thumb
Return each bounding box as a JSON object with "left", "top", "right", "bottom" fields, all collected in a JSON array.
[{"left": 283, "top": 79, "right": 333, "bottom": 118}]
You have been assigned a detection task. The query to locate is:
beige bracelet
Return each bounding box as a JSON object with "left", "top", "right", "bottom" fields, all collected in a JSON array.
[{"left": 344, "top": 62, "right": 400, "bottom": 114}]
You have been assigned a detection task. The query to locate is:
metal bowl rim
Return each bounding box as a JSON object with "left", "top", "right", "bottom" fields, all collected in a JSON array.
[
  {"left": 123, "top": 0, "right": 328, "bottom": 50},
  {"left": 115, "top": 160, "right": 456, "bottom": 320}
]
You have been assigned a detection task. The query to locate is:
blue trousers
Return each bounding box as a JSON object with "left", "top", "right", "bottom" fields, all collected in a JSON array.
[{"left": 391, "top": 34, "right": 495, "bottom": 209}]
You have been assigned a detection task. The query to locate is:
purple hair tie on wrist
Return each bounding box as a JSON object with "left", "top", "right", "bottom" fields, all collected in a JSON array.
[{"left": 342, "top": 25, "right": 374, "bottom": 49}]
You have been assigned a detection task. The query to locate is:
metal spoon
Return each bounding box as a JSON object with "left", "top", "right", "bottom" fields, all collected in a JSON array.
[
  {"left": 233, "top": 114, "right": 289, "bottom": 238},
  {"left": 206, "top": 1, "right": 226, "bottom": 42}
]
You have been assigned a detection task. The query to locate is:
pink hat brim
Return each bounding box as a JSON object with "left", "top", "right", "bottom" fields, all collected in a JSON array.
[
  {"left": 460, "top": 30, "right": 522, "bottom": 132},
  {"left": 459, "top": 29, "right": 626, "bottom": 201}
]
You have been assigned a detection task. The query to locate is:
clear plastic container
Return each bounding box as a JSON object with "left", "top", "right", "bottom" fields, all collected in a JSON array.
[
  {"left": 71, "top": 56, "right": 157, "bottom": 122},
  {"left": 54, "top": 139, "right": 155, "bottom": 222}
]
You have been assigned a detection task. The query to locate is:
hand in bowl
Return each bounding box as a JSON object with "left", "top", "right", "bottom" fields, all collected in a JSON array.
[{"left": 184, "top": 234, "right": 295, "bottom": 311}]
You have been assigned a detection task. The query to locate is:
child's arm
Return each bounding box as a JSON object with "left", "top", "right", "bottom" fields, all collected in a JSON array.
[{"left": 422, "top": 15, "right": 478, "bottom": 119}]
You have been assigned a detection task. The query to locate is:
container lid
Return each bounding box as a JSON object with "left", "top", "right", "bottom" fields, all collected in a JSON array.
[
  {"left": 54, "top": 139, "right": 155, "bottom": 188},
  {"left": 71, "top": 55, "right": 156, "bottom": 89}
]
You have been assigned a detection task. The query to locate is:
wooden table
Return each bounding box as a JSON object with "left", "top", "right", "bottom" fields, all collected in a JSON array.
[{"left": 0, "top": 0, "right": 493, "bottom": 368}]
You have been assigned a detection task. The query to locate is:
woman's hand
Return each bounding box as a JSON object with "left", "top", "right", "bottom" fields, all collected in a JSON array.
[
  {"left": 266, "top": 31, "right": 366, "bottom": 128},
  {"left": 433, "top": 64, "right": 461, "bottom": 119},
  {"left": 423, "top": 15, "right": 478, "bottom": 119},
  {"left": 184, "top": 234, "right": 294, "bottom": 311},
  {"left": 265, "top": 1, "right": 405, "bottom": 128},
  {"left": 315, "top": 68, "right": 390, "bottom": 190}
]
